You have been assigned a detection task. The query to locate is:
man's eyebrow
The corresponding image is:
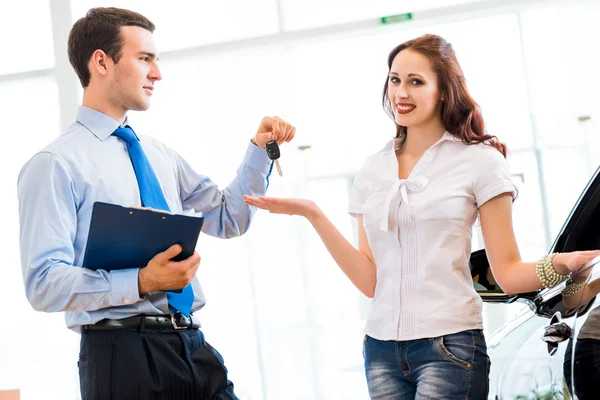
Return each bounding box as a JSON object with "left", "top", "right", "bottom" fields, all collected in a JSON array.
[{"left": 137, "top": 51, "right": 158, "bottom": 59}]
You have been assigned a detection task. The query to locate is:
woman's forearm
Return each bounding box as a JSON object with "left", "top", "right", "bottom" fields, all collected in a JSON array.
[
  {"left": 307, "top": 208, "right": 377, "bottom": 298},
  {"left": 494, "top": 261, "right": 543, "bottom": 295}
]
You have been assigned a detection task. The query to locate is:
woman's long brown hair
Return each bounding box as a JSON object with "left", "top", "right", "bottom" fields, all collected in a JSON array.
[{"left": 382, "top": 34, "right": 507, "bottom": 157}]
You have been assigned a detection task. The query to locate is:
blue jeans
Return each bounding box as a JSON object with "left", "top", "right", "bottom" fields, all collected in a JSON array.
[{"left": 364, "top": 330, "right": 490, "bottom": 400}]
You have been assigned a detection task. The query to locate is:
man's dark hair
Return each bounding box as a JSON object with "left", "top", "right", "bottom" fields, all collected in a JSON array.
[{"left": 68, "top": 7, "right": 155, "bottom": 87}]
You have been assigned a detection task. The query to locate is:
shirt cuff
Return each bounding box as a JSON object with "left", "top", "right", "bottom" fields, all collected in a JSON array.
[
  {"left": 476, "top": 183, "right": 517, "bottom": 208},
  {"left": 348, "top": 203, "right": 364, "bottom": 216},
  {"left": 109, "top": 268, "right": 142, "bottom": 306},
  {"left": 241, "top": 139, "right": 272, "bottom": 174}
]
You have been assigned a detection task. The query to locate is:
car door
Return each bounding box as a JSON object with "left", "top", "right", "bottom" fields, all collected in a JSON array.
[
  {"left": 564, "top": 261, "right": 600, "bottom": 400},
  {"left": 472, "top": 165, "right": 600, "bottom": 399}
]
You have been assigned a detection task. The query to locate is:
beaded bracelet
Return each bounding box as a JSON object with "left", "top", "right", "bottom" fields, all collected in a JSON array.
[
  {"left": 561, "top": 278, "right": 587, "bottom": 297},
  {"left": 536, "top": 253, "right": 569, "bottom": 288}
]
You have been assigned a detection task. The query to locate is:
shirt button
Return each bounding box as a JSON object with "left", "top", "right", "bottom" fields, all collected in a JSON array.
[{"left": 123, "top": 298, "right": 130, "bottom": 304}]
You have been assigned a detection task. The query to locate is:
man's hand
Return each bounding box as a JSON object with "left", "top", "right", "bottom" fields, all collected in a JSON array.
[
  {"left": 138, "top": 244, "right": 200, "bottom": 296},
  {"left": 253, "top": 116, "right": 296, "bottom": 148}
]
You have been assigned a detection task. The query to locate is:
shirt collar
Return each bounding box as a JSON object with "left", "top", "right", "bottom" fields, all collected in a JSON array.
[
  {"left": 75, "top": 106, "right": 136, "bottom": 142},
  {"left": 391, "top": 131, "right": 455, "bottom": 151}
]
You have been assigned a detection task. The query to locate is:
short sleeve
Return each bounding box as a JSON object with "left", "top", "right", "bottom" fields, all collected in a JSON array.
[
  {"left": 348, "top": 166, "right": 370, "bottom": 216},
  {"left": 473, "top": 148, "right": 517, "bottom": 208}
]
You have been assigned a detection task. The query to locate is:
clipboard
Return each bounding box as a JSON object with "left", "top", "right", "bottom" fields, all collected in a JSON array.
[{"left": 82, "top": 202, "right": 204, "bottom": 274}]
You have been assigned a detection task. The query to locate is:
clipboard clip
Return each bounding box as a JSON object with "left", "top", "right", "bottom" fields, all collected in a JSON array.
[{"left": 130, "top": 206, "right": 171, "bottom": 214}]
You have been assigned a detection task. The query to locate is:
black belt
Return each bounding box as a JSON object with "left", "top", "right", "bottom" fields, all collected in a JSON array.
[{"left": 84, "top": 313, "right": 200, "bottom": 331}]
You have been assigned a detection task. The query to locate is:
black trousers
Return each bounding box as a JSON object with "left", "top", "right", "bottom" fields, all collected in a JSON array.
[
  {"left": 563, "top": 338, "right": 600, "bottom": 399},
  {"left": 78, "top": 327, "right": 238, "bottom": 400}
]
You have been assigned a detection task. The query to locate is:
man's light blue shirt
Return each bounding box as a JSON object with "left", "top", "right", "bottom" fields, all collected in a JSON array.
[{"left": 18, "top": 106, "right": 272, "bottom": 332}]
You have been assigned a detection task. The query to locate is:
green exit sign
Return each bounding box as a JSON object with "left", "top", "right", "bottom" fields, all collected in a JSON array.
[{"left": 380, "top": 13, "right": 413, "bottom": 24}]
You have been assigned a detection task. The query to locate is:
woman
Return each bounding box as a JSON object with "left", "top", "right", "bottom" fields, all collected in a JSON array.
[{"left": 243, "top": 34, "right": 600, "bottom": 399}]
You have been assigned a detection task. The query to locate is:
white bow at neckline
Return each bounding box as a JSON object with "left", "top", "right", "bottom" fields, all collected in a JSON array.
[{"left": 380, "top": 176, "right": 429, "bottom": 232}]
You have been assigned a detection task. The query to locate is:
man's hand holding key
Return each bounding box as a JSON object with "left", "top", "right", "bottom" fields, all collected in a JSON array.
[{"left": 252, "top": 116, "right": 295, "bottom": 177}]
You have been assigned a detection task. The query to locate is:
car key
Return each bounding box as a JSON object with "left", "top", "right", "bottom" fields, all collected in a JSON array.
[{"left": 265, "top": 140, "right": 283, "bottom": 177}]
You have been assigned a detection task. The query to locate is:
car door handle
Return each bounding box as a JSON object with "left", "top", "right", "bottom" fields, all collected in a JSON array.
[{"left": 542, "top": 312, "right": 572, "bottom": 356}]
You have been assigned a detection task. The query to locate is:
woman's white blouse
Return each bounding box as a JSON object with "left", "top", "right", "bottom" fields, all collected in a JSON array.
[{"left": 348, "top": 132, "right": 516, "bottom": 341}]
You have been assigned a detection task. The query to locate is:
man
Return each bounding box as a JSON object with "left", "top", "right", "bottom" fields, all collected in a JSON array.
[{"left": 17, "top": 7, "right": 295, "bottom": 400}]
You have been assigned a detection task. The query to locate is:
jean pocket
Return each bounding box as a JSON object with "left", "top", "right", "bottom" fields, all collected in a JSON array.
[{"left": 435, "top": 332, "right": 475, "bottom": 370}]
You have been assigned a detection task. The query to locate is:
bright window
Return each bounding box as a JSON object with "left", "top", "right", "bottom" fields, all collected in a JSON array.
[
  {"left": 71, "top": 0, "right": 280, "bottom": 52},
  {"left": 0, "top": 0, "right": 54, "bottom": 74},
  {"left": 0, "top": 77, "right": 78, "bottom": 400},
  {"left": 521, "top": 1, "right": 600, "bottom": 239},
  {"left": 281, "top": 0, "right": 487, "bottom": 31}
]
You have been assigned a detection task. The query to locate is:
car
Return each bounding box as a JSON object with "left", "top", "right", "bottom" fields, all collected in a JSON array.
[{"left": 472, "top": 164, "right": 600, "bottom": 399}]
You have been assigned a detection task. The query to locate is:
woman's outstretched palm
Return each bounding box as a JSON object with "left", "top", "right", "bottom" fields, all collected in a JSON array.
[{"left": 243, "top": 195, "right": 317, "bottom": 218}]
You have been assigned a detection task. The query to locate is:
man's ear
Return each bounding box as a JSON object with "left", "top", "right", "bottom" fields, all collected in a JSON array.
[{"left": 89, "top": 49, "right": 111, "bottom": 78}]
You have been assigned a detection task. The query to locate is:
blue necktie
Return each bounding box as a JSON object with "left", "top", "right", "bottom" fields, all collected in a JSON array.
[{"left": 113, "top": 126, "right": 194, "bottom": 316}]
